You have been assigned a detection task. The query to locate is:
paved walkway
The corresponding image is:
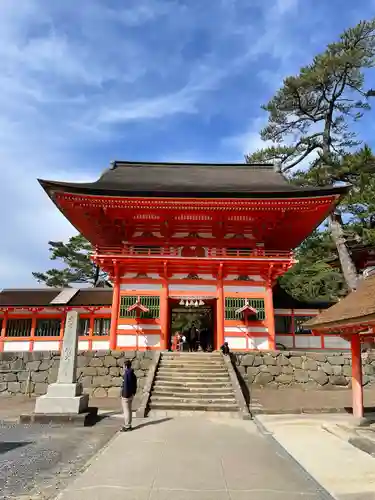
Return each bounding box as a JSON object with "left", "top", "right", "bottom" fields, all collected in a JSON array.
[
  {"left": 257, "top": 414, "right": 375, "bottom": 500},
  {"left": 56, "top": 416, "right": 329, "bottom": 500}
]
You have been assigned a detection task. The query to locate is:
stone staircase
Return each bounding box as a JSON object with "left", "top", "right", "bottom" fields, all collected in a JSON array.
[{"left": 148, "top": 351, "right": 240, "bottom": 415}]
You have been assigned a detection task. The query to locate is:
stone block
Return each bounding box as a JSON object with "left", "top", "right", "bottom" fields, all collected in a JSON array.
[
  {"left": 294, "top": 369, "right": 309, "bottom": 383},
  {"left": 16, "top": 371, "right": 29, "bottom": 381},
  {"left": 303, "top": 360, "right": 318, "bottom": 371},
  {"left": 48, "top": 369, "right": 59, "bottom": 384},
  {"left": 276, "top": 374, "right": 293, "bottom": 384},
  {"left": 132, "top": 360, "right": 141, "bottom": 370},
  {"left": 327, "top": 356, "right": 345, "bottom": 365},
  {"left": 77, "top": 357, "right": 89, "bottom": 368},
  {"left": 241, "top": 354, "right": 254, "bottom": 367},
  {"left": 277, "top": 355, "right": 289, "bottom": 366},
  {"left": 289, "top": 357, "right": 302, "bottom": 368},
  {"left": 104, "top": 356, "right": 117, "bottom": 367},
  {"left": 111, "top": 351, "right": 124, "bottom": 359},
  {"left": 247, "top": 366, "right": 260, "bottom": 376},
  {"left": 309, "top": 370, "right": 328, "bottom": 386},
  {"left": 93, "top": 351, "right": 107, "bottom": 358},
  {"left": 329, "top": 375, "right": 349, "bottom": 386},
  {"left": 109, "top": 366, "right": 121, "bottom": 376},
  {"left": 140, "top": 358, "right": 152, "bottom": 370},
  {"left": 253, "top": 356, "right": 263, "bottom": 367},
  {"left": 342, "top": 365, "right": 352, "bottom": 377},
  {"left": 307, "top": 352, "right": 327, "bottom": 362},
  {"left": 93, "top": 375, "right": 112, "bottom": 388},
  {"left": 269, "top": 366, "right": 281, "bottom": 376},
  {"left": 96, "top": 367, "right": 109, "bottom": 376},
  {"left": 247, "top": 374, "right": 255, "bottom": 384},
  {"left": 3, "top": 373, "right": 17, "bottom": 382},
  {"left": 107, "top": 387, "right": 120, "bottom": 398},
  {"left": 281, "top": 365, "right": 293, "bottom": 374},
  {"left": 90, "top": 358, "right": 104, "bottom": 367},
  {"left": 322, "top": 363, "right": 333, "bottom": 375},
  {"left": 81, "top": 376, "right": 92, "bottom": 388},
  {"left": 8, "top": 382, "right": 21, "bottom": 393},
  {"left": 93, "top": 387, "right": 107, "bottom": 398},
  {"left": 10, "top": 359, "right": 24, "bottom": 370},
  {"left": 135, "top": 370, "right": 145, "bottom": 378},
  {"left": 259, "top": 365, "right": 270, "bottom": 373},
  {"left": 236, "top": 365, "right": 246, "bottom": 376},
  {"left": 124, "top": 351, "right": 136, "bottom": 359},
  {"left": 0, "top": 382, "right": 8, "bottom": 392},
  {"left": 254, "top": 372, "right": 273, "bottom": 386},
  {"left": 34, "top": 383, "right": 49, "bottom": 395},
  {"left": 20, "top": 381, "right": 34, "bottom": 393},
  {"left": 34, "top": 393, "right": 89, "bottom": 414},
  {"left": 39, "top": 360, "right": 53, "bottom": 371},
  {"left": 31, "top": 372, "right": 48, "bottom": 383},
  {"left": 26, "top": 360, "right": 41, "bottom": 371},
  {"left": 364, "top": 365, "right": 374, "bottom": 375},
  {"left": 80, "top": 366, "right": 97, "bottom": 376},
  {"left": 332, "top": 365, "right": 342, "bottom": 376},
  {"left": 112, "top": 377, "right": 123, "bottom": 387},
  {"left": 263, "top": 355, "right": 277, "bottom": 366}
]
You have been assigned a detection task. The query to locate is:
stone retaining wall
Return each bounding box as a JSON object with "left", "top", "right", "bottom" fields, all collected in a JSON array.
[
  {"left": 0, "top": 351, "right": 154, "bottom": 401},
  {"left": 232, "top": 350, "right": 375, "bottom": 389},
  {"left": 1, "top": 350, "right": 375, "bottom": 399}
]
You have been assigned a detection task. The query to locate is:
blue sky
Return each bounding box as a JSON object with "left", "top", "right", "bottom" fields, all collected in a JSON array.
[{"left": 1, "top": 0, "right": 375, "bottom": 288}]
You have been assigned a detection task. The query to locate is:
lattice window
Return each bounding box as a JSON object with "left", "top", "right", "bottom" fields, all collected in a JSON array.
[
  {"left": 35, "top": 319, "right": 61, "bottom": 337},
  {"left": 78, "top": 318, "right": 90, "bottom": 336},
  {"left": 120, "top": 296, "right": 160, "bottom": 319},
  {"left": 294, "top": 316, "right": 313, "bottom": 334},
  {"left": 225, "top": 298, "right": 265, "bottom": 320},
  {"left": 6, "top": 318, "right": 32, "bottom": 337},
  {"left": 93, "top": 318, "right": 111, "bottom": 336}
]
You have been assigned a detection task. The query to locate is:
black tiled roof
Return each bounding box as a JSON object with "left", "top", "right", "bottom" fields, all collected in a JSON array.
[{"left": 39, "top": 161, "right": 349, "bottom": 199}]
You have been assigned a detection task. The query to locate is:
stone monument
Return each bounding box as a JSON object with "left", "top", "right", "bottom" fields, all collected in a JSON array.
[{"left": 34, "top": 311, "right": 89, "bottom": 414}]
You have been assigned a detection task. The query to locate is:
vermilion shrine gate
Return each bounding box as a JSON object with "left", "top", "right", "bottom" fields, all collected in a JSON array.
[{"left": 33, "top": 161, "right": 346, "bottom": 352}]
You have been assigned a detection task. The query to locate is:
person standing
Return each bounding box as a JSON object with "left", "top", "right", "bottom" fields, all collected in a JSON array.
[{"left": 121, "top": 360, "right": 137, "bottom": 432}]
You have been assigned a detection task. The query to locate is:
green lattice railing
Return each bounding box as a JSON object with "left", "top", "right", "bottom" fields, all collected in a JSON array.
[
  {"left": 119, "top": 296, "right": 160, "bottom": 319},
  {"left": 225, "top": 297, "right": 265, "bottom": 321}
]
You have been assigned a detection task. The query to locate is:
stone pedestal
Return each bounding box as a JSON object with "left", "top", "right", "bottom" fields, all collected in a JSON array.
[
  {"left": 34, "top": 383, "right": 89, "bottom": 414},
  {"left": 34, "top": 311, "right": 89, "bottom": 415}
]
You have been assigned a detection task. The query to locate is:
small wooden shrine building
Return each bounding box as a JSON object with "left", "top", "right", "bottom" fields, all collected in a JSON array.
[
  {"left": 306, "top": 274, "right": 375, "bottom": 418},
  {"left": 0, "top": 161, "right": 347, "bottom": 353}
]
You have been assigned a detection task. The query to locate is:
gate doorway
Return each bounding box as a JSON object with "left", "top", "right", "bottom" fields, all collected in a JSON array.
[{"left": 169, "top": 298, "right": 216, "bottom": 351}]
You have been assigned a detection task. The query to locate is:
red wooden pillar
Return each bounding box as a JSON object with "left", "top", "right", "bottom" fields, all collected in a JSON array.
[
  {"left": 0, "top": 311, "right": 7, "bottom": 352},
  {"left": 351, "top": 334, "right": 364, "bottom": 419},
  {"left": 160, "top": 280, "right": 169, "bottom": 350},
  {"left": 216, "top": 266, "right": 224, "bottom": 349},
  {"left": 29, "top": 314, "right": 37, "bottom": 352},
  {"left": 110, "top": 273, "right": 120, "bottom": 351},
  {"left": 265, "top": 285, "right": 276, "bottom": 350}
]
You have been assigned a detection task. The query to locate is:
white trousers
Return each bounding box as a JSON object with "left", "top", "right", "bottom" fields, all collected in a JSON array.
[{"left": 121, "top": 396, "right": 133, "bottom": 428}]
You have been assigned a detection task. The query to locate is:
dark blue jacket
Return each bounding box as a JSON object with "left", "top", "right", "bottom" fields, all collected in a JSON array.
[{"left": 121, "top": 368, "right": 137, "bottom": 398}]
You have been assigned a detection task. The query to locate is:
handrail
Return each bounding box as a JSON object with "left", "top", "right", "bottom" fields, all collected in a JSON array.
[{"left": 93, "top": 245, "right": 293, "bottom": 259}]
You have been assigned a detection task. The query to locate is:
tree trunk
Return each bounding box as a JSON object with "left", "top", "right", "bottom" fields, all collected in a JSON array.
[{"left": 328, "top": 213, "right": 358, "bottom": 291}]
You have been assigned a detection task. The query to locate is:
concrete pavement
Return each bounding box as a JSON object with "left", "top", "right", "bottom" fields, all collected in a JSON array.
[
  {"left": 257, "top": 414, "right": 375, "bottom": 500},
  {"left": 56, "top": 416, "right": 330, "bottom": 500}
]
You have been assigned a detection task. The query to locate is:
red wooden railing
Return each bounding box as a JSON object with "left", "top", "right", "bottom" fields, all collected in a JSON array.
[{"left": 94, "top": 245, "right": 293, "bottom": 259}]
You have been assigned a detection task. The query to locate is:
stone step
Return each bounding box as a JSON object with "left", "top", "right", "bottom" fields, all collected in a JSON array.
[
  {"left": 153, "top": 380, "right": 232, "bottom": 388},
  {"left": 152, "top": 385, "right": 235, "bottom": 394},
  {"left": 155, "top": 374, "right": 230, "bottom": 382},
  {"left": 151, "top": 395, "right": 237, "bottom": 405},
  {"left": 152, "top": 390, "right": 235, "bottom": 399},
  {"left": 160, "top": 361, "right": 225, "bottom": 368},
  {"left": 148, "top": 401, "right": 238, "bottom": 412},
  {"left": 147, "top": 409, "right": 242, "bottom": 419},
  {"left": 161, "top": 354, "right": 221, "bottom": 360},
  {"left": 157, "top": 366, "right": 227, "bottom": 374}
]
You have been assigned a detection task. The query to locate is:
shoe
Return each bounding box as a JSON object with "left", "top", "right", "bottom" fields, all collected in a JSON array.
[{"left": 121, "top": 426, "right": 132, "bottom": 432}]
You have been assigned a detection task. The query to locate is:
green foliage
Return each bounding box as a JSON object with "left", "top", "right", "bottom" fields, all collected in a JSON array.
[
  {"left": 247, "top": 18, "right": 375, "bottom": 301},
  {"left": 246, "top": 19, "right": 375, "bottom": 177},
  {"left": 32, "top": 234, "right": 105, "bottom": 287}
]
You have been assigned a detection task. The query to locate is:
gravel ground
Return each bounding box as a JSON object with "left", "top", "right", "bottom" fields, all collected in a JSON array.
[{"left": 0, "top": 418, "right": 119, "bottom": 500}]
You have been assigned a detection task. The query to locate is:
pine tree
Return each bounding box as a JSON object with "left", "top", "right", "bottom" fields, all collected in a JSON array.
[
  {"left": 247, "top": 19, "right": 375, "bottom": 291},
  {"left": 32, "top": 234, "right": 106, "bottom": 287}
]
